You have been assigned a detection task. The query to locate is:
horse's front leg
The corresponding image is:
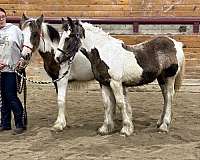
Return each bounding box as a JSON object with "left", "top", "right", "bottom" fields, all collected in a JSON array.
[
  {"left": 98, "top": 85, "right": 116, "bottom": 135},
  {"left": 110, "top": 80, "right": 134, "bottom": 136},
  {"left": 51, "top": 78, "right": 68, "bottom": 131}
]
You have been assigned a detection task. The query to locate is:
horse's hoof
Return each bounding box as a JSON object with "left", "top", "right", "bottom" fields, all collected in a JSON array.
[
  {"left": 50, "top": 126, "right": 63, "bottom": 132},
  {"left": 158, "top": 123, "right": 169, "bottom": 133},
  {"left": 97, "top": 124, "right": 114, "bottom": 135},
  {"left": 120, "top": 125, "right": 134, "bottom": 137},
  {"left": 51, "top": 123, "right": 66, "bottom": 132}
]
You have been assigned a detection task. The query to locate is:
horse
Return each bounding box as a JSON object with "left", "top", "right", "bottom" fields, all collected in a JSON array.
[
  {"left": 20, "top": 14, "right": 94, "bottom": 131},
  {"left": 54, "top": 17, "right": 185, "bottom": 136}
]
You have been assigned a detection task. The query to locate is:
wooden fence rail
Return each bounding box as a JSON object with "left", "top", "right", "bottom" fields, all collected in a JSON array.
[{"left": 7, "top": 16, "right": 200, "bottom": 33}]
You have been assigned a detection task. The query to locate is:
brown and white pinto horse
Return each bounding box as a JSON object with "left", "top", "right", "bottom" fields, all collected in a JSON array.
[
  {"left": 20, "top": 14, "right": 60, "bottom": 90},
  {"left": 55, "top": 17, "right": 185, "bottom": 136},
  {"left": 20, "top": 14, "right": 95, "bottom": 131}
]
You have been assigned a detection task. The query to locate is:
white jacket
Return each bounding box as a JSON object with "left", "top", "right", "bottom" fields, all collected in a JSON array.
[{"left": 0, "top": 23, "right": 24, "bottom": 72}]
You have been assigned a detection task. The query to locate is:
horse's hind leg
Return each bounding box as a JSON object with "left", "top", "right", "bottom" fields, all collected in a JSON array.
[
  {"left": 98, "top": 85, "right": 116, "bottom": 135},
  {"left": 51, "top": 78, "right": 68, "bottom": 131},
  {"left": 157, "top": 75, "right": 176, "bottom": 132},
  {"left": 110, "top": 80, "right": 133, "bottom": 136}
]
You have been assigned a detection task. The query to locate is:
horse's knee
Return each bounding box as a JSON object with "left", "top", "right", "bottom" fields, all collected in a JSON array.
[
  {"left": 115, "top": 99, "right": 124, "bottom": 109},
  {"left": 57, "top": 98, "right": 65, "bottom": 105}
]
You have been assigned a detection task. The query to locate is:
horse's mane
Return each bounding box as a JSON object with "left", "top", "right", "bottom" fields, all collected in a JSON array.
[
  {"left": 46, "top": 24, "right": 60, "bottom": 43},
  {"left": 80, "top": 22, "right": 123, "bottom": 44}
]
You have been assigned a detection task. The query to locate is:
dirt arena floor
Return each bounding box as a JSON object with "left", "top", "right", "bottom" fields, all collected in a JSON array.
[{"left": 0, "top": 79, "right": 200, "bottom": 160}]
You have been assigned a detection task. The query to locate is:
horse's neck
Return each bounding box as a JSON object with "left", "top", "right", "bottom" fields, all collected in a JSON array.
[
  {"left": 38, "top": 24, "right": 58, "bottom": 54},
  {"left": 37, "top": 25, "right": 59, "bottom": 66}
]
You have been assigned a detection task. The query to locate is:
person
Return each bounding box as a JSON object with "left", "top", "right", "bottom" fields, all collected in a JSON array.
[{"left": 0, "top": 8, "right": 26, "bottom": 134}]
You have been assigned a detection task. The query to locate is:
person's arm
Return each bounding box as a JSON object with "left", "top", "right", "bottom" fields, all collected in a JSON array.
[{"left": 15, "top": 28, "right": 29, "bottom": 70}]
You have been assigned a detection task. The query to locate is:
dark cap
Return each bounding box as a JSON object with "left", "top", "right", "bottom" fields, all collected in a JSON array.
[{"left": 0, "top": 8, "right": 6, "bottom": 15}]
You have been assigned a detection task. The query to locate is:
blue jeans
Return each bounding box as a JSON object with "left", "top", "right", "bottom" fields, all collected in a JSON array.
[{"left": 1, "top": 72, "right": 24, "bottom": 129}]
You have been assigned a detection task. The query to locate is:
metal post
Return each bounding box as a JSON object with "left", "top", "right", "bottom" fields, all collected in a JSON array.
[
  {"left": 193, "top": 22, "right": 199, "bottom": 33},
  {"left": 133, "top": 22, "right": 139, "bottom": 33}
]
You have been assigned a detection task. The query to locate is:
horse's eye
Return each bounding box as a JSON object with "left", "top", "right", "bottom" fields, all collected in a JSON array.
[{"left": 32, "top": 32, "right": 38, "bottom": 37}]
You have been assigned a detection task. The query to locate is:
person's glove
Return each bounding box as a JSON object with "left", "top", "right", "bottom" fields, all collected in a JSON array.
[{"left": 0, "top": 63, "right": 6, "bottom": 70}]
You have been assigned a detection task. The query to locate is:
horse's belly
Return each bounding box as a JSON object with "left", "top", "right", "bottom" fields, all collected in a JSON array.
[
  {"left": 70, "top": 71, "right": 94, "bottom": 81},
  {"left": 121, "top": 54, "right": 143, "bottom": 85},
  {"left": 69, "top": 52, "right": 95, "bottom": 81},
  {"left": 70, "top": 64, "right": 94, "bottom": 81}
]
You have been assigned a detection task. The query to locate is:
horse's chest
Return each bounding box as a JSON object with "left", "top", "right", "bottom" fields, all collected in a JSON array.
[{"left": 44, "top": 59, "right": 60, "bottom": 79}]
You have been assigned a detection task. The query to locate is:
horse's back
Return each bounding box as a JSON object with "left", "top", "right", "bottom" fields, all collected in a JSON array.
[{"left": 120, "top": 36, "right": 184, "bottom": 86}]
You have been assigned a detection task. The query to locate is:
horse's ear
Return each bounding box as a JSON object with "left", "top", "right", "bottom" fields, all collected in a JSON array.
[
  {"left": 21, "top": 13, "right": 29, "bottom": 24},
  {"left": 67, "top": 17, "right": 75, "bottom": 30},
  {"left": 61, "top": 18, "right": 68, "bottom": 26},
  {"left": 61, "top": 18, "right": 69, "bottom": 30},
  {"left": 22, "top": 13, "right": 29, "bottom": 21},
  {"left": 61, "top": 17, "right": 66, "bottom": 24},
  {"left": 20, "top": 13, "right": 29, "bottom": 29},
  {"left": 36, "top": 14, "right": 44, "bottom": 27}
]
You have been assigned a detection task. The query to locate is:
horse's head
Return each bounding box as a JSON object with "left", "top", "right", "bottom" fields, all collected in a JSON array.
[
  {"left": 20, "top": 14, "right": 44, "bottom": 59},
  {"left": 55, "top": 17, "right": 85, "bottom": 64}
]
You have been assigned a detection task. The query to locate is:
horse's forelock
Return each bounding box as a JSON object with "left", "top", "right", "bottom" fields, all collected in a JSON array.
[
  {"left": 69, "top": 22, "right": 85, "bottom": 39},
  {"left": 21, "top": 20, "right": 30, "bottom": 30},
  {"left": 21, "top": 18, "right": 35, "bottom": 30},
  {"left": 63, "top": 22, "right": 69, "bottom": 31},
  {"left": 21, "top": 18, "right": 42, "bottom": 33},
  {"left": 30, "top": 20, "right": 42, "bottom": 31}
]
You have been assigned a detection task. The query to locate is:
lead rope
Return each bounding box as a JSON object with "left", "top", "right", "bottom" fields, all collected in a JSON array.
[
  {"left": 14, "top": 61, "right": 71, "bottom": 84},
  {"left": 23, "top": 71, "right": 27, "bottom": 129},
  {"left": 16, "top": 69, "right": 27, "bottom": 129}
]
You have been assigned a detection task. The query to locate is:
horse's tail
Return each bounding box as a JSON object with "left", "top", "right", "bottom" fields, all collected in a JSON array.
[{"left": 174, "top": 42, "right": 185, "bottom": 92}]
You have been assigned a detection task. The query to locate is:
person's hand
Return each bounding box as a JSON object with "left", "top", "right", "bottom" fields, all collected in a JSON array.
[
  {"left": 16, "top": 58, "right": 28, "bottom": 70},
  {"left": 0, "top": 63, "right": 6, "bottom": 70}
]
